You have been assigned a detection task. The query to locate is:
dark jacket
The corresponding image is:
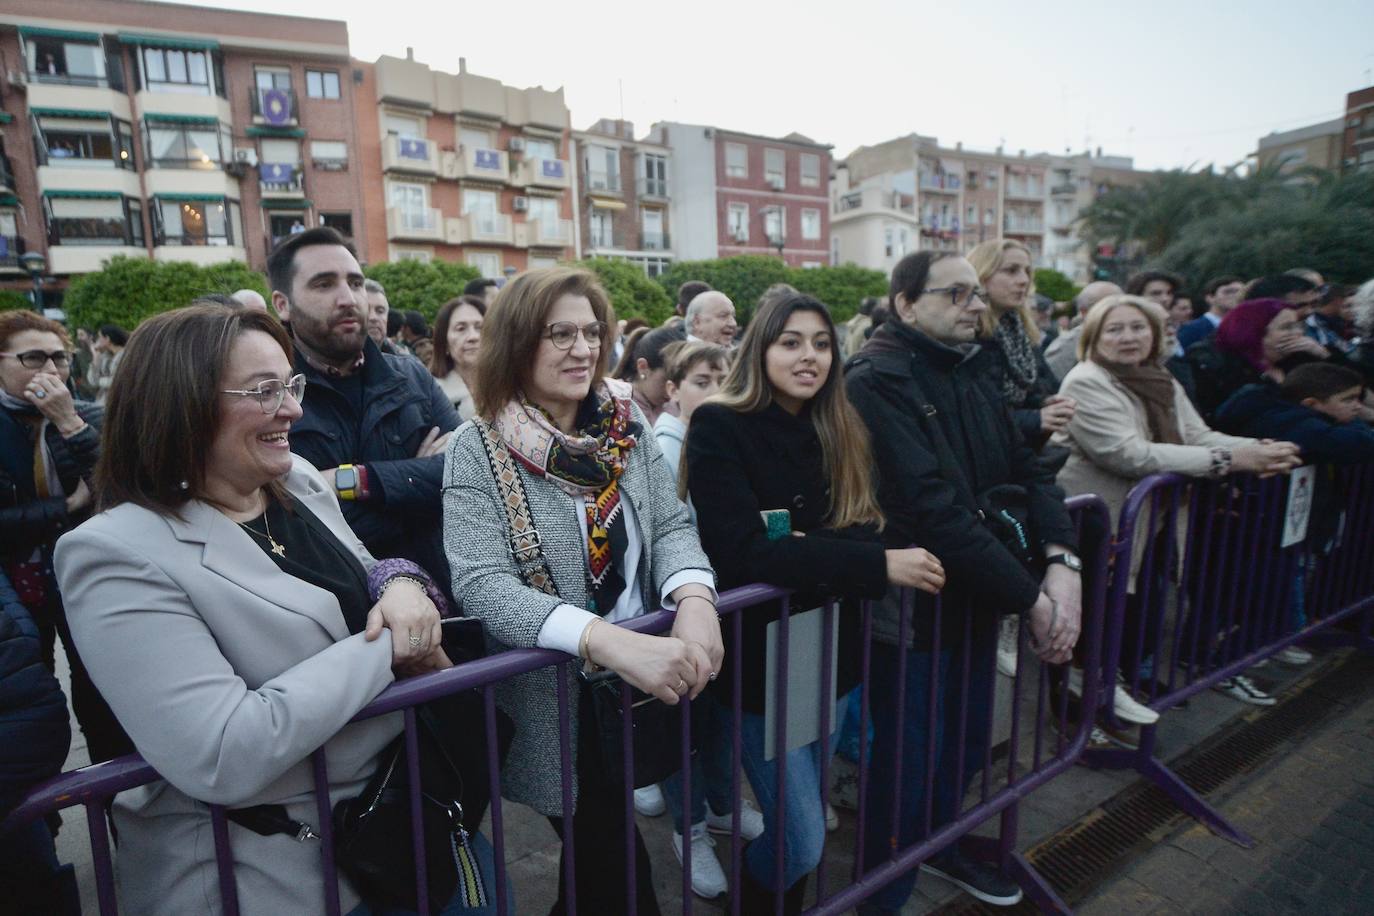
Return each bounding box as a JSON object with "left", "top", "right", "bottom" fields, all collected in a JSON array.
[
  {"left": 1176, "top": 313, "right": 1220, "bottom": 352},
  {"left": 288, "top": 337, "right": 461, "bottom": 590},
  {"left": 975, "top": 330, "right": 1060, "bottom": 447},
  {"left": 846, "top": 321, "right": 1077, "bottom": 625},
  {"left": 1214, "top": 382, "right": 1374, "bottom": 465},
  {"left": 1166, "top": 353, "right": 1198, "bottom": 405},
  {"left": 686, "top": 401, "right": 888, "bottom": 712},
  {"left": 0, "top": 398, "right": 102, "bottom": 564},
  {"left": 1185, "top": 339, "right": 1262, "bottom": 425},
  {"left": 0, "top": 569, "right": 70, "bottom": 817}
]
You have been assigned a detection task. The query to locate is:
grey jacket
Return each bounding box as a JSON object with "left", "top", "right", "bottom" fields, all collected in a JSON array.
[
  {"left": 54, "top": 456, "right": 399, "bottom": 916},
  {"left": 442, "top": 405, "right": 713, "bottom": 815}
]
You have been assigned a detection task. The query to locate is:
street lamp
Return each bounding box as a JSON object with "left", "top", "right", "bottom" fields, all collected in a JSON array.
[{"left": 20, "top": 251, "right": 46, "bottom": 314}]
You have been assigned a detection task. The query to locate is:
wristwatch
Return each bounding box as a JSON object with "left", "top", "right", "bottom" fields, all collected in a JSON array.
[
  {"left": 335, "top": 464, "right": 359, "bottom": 501},
  {"left": 1045, "top": 552, "right": 1083, "bottom": 572}
]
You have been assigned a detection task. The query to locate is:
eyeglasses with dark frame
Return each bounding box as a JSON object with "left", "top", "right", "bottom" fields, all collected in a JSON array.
[
  {"left": 221, "top": 374, "right": 307, "bottom": 414},
  {"left": 542, "top": 321, "right": 607, "bottom": 351},
  {"left": 0, "top": 350, "right": 73, "bottom": 370},
  {"left": 921, "top": 286, "right": 987, "bottom": 307}
]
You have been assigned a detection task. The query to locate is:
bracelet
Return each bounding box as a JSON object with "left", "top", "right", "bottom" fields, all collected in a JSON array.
[
  {"left": 580, "top": 618, "right": 603, "bottom": 672},
  {"left": 677, "top": 594, "right": 719, "bottom": 618},
  {"left": 1209, "top": 447, "right": 1233, "bottom": 478},
  {"left": 378, "top": 574, "right": 426, "bottom": 599}
]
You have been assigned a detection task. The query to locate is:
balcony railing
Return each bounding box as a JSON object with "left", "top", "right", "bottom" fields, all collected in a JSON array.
[
  {"left": 27, "top": 69, "right": 113, "bottom": 89},
  {"left": 250, "top": 87, "right": 299, "bottom": 126},
  {"left": 528, "top": 217, "right": 572, "bottom": 247},
  {"left": 467, "top": 213, "right": 512, "bottom": 243},
  {"left": 637, "top": 177, "right": 668, "bottom": 199},
  {"left": 586, "top": 171, "right": 622, "bottom": 194},
  {"left": 520, "top": 157, "right": 570, "bottom": 189},
  {"left": 588, "top": 231, "right": 617, "bottom": 249},
  {"left": 1004, "top": 218, "right": 1045, "bottom": 233},
  {"left": 642, "top": 232, "right": 671, "bottom": 251},
  {"left": 258, "top": 163, "right": 303, "bottom": 195},
  {"left": 0, "top": 235, "right": 22, "bottom": 270},
  {"left": 1051, "top": 182, "right": 1077, "bottom": 195},
  {"left": 1006, "top": 184, "right": 1044, "bottom": 199}
]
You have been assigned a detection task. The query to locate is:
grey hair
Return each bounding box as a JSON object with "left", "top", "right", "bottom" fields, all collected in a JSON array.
[
  {"left": 1352, "top": 279, "right": 1374, "bottom": 337},
  {"left": 685, "top": 290, "right": 731, "bottom": 332},
  {"left": 363, "top": 278, "right": 386, "bottom": 296}
]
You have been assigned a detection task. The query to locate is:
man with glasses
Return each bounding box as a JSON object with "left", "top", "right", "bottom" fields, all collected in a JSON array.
[
  {"left": 845, "top": 252, "right": 1081, "bottom": 912},
  {"left": 266, "top": 228, "right": 461, "bottom": 596}
]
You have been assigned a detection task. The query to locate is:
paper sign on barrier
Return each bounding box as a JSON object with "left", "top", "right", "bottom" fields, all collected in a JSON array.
[{"left": 1281, "top": 465, "right": 1317, "bottom": 548}]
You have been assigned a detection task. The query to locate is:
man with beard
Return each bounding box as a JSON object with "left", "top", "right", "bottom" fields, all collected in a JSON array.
[{"left": 267, "top": 228, "right": 460, "bottom": 594}]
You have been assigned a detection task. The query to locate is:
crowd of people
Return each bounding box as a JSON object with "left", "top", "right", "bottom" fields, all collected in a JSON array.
[{"left": 1, "top": 227, "right": 1372, "bottom": 914}]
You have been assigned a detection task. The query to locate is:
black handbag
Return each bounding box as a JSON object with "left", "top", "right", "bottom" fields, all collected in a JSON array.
[{"left": 474, "top": 418, "right": 695, "bottom": 791}]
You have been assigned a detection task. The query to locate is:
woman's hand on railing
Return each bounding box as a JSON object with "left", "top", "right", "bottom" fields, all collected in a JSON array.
[
  {"left": 394, "top": 646, "right": 455, "bottom": 679},
  {"left": 365, "top": 579, "right": 443, "bottom": 669},
  {"left": 885, "top": 547, "right": 945, "bottom": 593},
  {"left": 1231, "top": 441, "right": 1302, "bottom": 478},
  {"left": 670, "top": 595, "right": 724, "bottom": 695},
  {"left": 587, "top": 625, "right": 700, "bottom": 705}
]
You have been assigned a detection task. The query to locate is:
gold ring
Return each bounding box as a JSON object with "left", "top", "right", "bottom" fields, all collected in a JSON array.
[
  {"left": 408, "top": 634, "right": 423, "bottom": 647},
  {"left": 676, "top": 679, "right": 687, "bottom": 693}
]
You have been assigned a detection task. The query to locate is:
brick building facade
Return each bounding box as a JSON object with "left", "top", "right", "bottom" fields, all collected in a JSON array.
[{"left": 573, "top": 118, "right": 671, "bottom": 277}]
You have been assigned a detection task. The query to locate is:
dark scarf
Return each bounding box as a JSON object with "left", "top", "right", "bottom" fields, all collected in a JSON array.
[
  {"left": 1098, "top": 359, "right": 1183, "bottom": 445},
  {"left": 991, "top": 310, "right": 1042, "bottom": 405}
]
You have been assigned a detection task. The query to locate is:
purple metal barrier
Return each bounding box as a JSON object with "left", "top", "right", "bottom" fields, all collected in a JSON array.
[
  {"left": 1088, "top": 465, "right": 1374, "bottom": 847},
  {"left": 3, "top": 500, "right": 1111, "bottom": 916}
]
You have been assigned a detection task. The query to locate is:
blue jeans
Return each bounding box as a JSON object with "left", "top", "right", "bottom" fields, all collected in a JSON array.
[
  {"left": 660, "top": 694, "right": 734, "bottom": 834},
  {"left": 860, "top": 636, "right": 995, "bottom": 913},
  {"left": 718, "top": 689, "right": 854, "bottom": 890},
  {"left": 347, "top": 831, "right": 506, "bottom": 916}
]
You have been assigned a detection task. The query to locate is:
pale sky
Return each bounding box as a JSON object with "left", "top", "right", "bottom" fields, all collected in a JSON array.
[{"left": 218, "top": 0, "right": 1373, "bottom": 171}]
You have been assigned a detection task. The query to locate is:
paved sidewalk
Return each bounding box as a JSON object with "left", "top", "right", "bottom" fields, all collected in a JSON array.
[{"left": 1079, "top": 661, "right": 1374, "bottom": 916}]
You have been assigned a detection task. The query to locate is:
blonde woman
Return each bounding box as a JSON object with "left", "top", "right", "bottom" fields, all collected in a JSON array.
[{"left": 684, "top": 291, "right": 944, "bottom": 913}]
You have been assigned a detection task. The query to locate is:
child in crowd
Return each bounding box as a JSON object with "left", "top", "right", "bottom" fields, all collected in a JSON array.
[
  {"left": 652, "top": 341, "right": 730, "bottom": 486},
  {"left": 1215, "top": 362, "right": 1374, "bottom": 463}
]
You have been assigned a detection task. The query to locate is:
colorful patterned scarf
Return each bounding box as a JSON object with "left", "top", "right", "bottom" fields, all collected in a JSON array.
[{"left": 493, "top": 378, "right": 641, "bottom": 613}]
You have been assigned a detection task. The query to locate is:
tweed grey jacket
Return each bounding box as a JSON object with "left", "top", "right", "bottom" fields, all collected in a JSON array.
[{"left": 442, "top": 403, "right": 713, "bottom": 815}]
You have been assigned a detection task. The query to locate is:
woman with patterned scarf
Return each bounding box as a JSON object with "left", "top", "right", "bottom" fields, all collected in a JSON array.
[{"left": 442, "top": 267, "right": 721, "bottom": 915}]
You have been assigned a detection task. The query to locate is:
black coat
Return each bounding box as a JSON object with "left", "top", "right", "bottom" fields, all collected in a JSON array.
[
  {"left": 0, "top": 398, "right": 102, "bottom": 564},
  {"left": 685, "top": 401, "right": 887, "bottom": 713},
  {"left": 846, "top": 321, "right": 1077, "bottom": 617},
  {"left": 0, "top": 569, "right": 70, "bottom": 817},
  {"left": 975, "top": 329, "right": 1061, "bottom": 447},
  {"left": 288, "top": 338, "right": 461, "bottom": 591}
]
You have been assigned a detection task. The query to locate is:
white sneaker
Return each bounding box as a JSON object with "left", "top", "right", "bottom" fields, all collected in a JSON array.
[
  {"left": 1276, "top": 646, "right": 1312, "bottom": 665},
  {"left": 997, "top": 616, "right": 1019, "bottom": 678},
  {"left": 826, "top": 803, "right": 839, "bottom": 832},
  {"left": 634, "top": 784, "right": 665, "bottom": 817},
  {"left": 705, "top": 798, "right": 764, "bottom": 841},
  {"left": 1066, "top": 668, "right": 1160, "bottom": 726},
  {"left": 672, "top": 823, "right": 727, "bottom": 899},
  {"left": 1214, "top": 675, "right": 1276, "bottom": 706}
]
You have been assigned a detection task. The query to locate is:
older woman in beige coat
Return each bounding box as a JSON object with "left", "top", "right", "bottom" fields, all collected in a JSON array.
[{"left": 1053, "top": 295, "right": 1300, "bottom": 723}]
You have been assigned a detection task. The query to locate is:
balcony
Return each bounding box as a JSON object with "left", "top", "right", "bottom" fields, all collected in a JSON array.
[
  {"left": 382, "top": 135, "right": 439, "bottom": 176},
  {"left": 1003, "top": 217, "right": 1044, "bottom": 234},
  {"left": 258, "top": 163, "right": 304, "bottom": 198},
  {"left": 517, "top": 157, "right": 571, "bottom": 190},
  {"left": 250, "top": 87, "right": 298, "bottom": 127},
  {"left": 455, "top": 212, "right": 514, "bottom": 246},
  {"left": 1051, "top": 182, "right": 1077, "bottom": 196},
  {"left": 585, "top": 171, "right": 622, "bottom": 195},
  {"left": 637, "top": 177, "right": 669, "bottom": 200},
  {"left": 587, "top": 231, "right": 618, "bottom": 249},
  {"left": 0, "top": 236, "right": 22, "bottom": 272},
  {"left": 0, "top": 153, "right": 15, "bottom": 194},
  {"left": 386, "top": 205, "right": 444, "bottom": 242},
  {"left": 528, "top": 217, "right": 572, "bottom": 248},
  {"left": 444, "top": 146, "right": 509, "bottom": 182},
  {"left": 642, "top": 232, "right": 671, "bottom": 252},
  {"left": 918, "top": 176, "right": 960, "bottom": 194},
  {"left": 1006, "top": 184, "right": 1044, "bottom": 200}
]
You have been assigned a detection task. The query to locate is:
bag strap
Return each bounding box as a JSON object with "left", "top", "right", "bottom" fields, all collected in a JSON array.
[{"left": 473, "top": 418, "right": 559, "bottom": 597}]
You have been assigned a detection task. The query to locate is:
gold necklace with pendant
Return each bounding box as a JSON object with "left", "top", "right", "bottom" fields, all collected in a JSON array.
[{"left": 240, "top": 509, "right": 286, "bottom": 557}]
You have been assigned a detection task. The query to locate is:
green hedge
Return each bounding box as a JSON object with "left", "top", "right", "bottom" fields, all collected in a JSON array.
[
  {"left": 362, "top": 259, "right": 481, "bottom": 322},
  {"left": 1033, "top": 268, "right": 1080, "bottom": 304},
  {"left": 570, "top": 258, "right": 674, "bottom": 326},
  {"left": 0, "top": 289, "right": 33, "bottom": 312},
  {"left": 655, "top": 256, "right": 886, "bottom": 326},
  {"left": 62, "top": 256, "right": 269, "bottom": 331}
]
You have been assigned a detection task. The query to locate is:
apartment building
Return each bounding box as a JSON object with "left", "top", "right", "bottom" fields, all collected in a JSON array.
[
  {"left": 0, "top": 0, "right": 369, "bottom": 293},
  {"left": 646, "top": 122, "right": 831, "bottom": 268},
  {"left": 573, "top": 118, "right": 672, "bottom": 277},
  {"left": 1255, "top": 119, "right": 1345, "bottom": 173},
  {"left": 357, "top": 52, "right": 574, "bottom": 278},
  {"left": 1043, "top": 151, "right": 1145, "bottom": 282},
  {"left": 1341, "top": 86, "right": 1374, "bottom": 174}
]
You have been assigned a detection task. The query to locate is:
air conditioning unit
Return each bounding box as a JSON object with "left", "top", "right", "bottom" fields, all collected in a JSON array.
[
  {"left": 234, "top": 148, "right": 259, "bottom": 167},
  {"left": 512, "top": 196, "right": 529, "bottom": 212},
  {"left": 767, "top": 176, "right": 785, "bottom": 190},
  {"left": 6, "top": 69, "right": 26, "bottom": 88},
  {"left": 224, "top": 161, "right": 249, "bottom": 179},
  {"left": 508, "top": 137, "right": 526, "bottom": 154}
]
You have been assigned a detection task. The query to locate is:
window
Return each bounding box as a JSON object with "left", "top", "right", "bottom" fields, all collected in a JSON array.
[
  {"left": 254, "top": 67, "right": 291, "bottom": 91},
  {"left": 311, "top": 140, "right": 348, "bottom": 170},
  {"left": 142, "top": 46, "right": 215, "bottom": 95},
  {"left": 642, "top": 208, "right": 665, "bottom": 250},
  {"left": 529, "top": 255, "right": 560, "bottom": 270},
  {"left": 764, "top": 206, "right": 785, "bottom": 244},
  {"left": 385, "top": 112, "right": 424, "bottom": 138},
  {"left": 727, "top": 203, "right": 749, "bottom": 242},
  {"left": 725, "top": 143, "right": 748, "bottom": 178},
  {"left": 642, "top": 257, "right": 670, "bottom": 278},
  {"left": 884, "top": 227, "right": 893, "bottom": 258},
  {"left": 395, "top": 249, "right": 432, "bottom": 263},
  {"left": 320, "top": 212, "right": 353, "bottom": 237},
  {"left": 764, "top": 148, "right": 785, "bottom": 186},
  {"left": 154, "top": 197, "right": 238, "bottom": 247},
  {"left": 389, "top": 182, "right": 432, "bottom": 231},
  {"left": 986, "top": 170, "right": 998, "bottom": 188},
  {"left": 306, "top": 69, "right": 340, "bottom": 99},
  {"left": 145, "top": 121, "right": 231, "bottom": 169},
  {"left": 641, "top": 154, "right": 668, "bottom": 196},
  {"left": 527, "top": 195, "right": 559, "bottom": 226},
  {"left": 25, "top": 36, "right": 110, "bottom": 87},
  {"left": 35, "top": 116, "right": 135, "bottom": 171},
  {"left": 799, "top": 153, "right": 820, "bottom": 188},
  {"left": 461, "top": 189, "right": 500, "bottom": 234},
  {"left": 459, "top": 126, "right": 493, "bottom": 149},
  {"left": 589, "top": 209, "right": 614, "bottom": 248},
  {"left": 966, "top": 205, "right": 977, "bottom": 225},
  {"left": 45, "top": 196, "right": 142, "bottom": 247},
  {"left": 801, "top": 208, "right": 821, "bottom": 240},
  {"left": 259, "top": 139, "right": 301, "bottom": 192},
  {"left": 525, "top": 137, "right": 558, "bottom": 160},
  {"left": 586, "top": 145, "right": 620, "bottom": 191},
  {"left": 984, "top": 207, "right": 995, "bottom": 226},
  {"left": 466, "top": 251, "right": 502, "bottom": 279},
  {"left": 127, "top": 200, "right": 145, "bottom": 247},
  {"left": 267, "top": 212, "right": 304, "bottom": 249}
]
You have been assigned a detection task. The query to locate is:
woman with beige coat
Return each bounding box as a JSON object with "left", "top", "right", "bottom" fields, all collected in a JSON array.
[{"left": 1053, "top": 295, "right": 1300, "bottom": 719}]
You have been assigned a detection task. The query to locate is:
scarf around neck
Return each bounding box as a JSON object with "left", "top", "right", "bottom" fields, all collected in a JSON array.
[
  {"left": 992, "top": 310, "right": 1041, "bottom": 405},
  {"left": 1097, "top": 359, "right": 1183, "bottom": 445},
  {"left": 493, "top": 377, "right": 641, "bottom": 613}
]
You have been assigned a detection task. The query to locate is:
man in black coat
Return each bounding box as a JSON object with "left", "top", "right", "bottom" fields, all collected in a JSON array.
[
  {"left": 269, "top": 228, "right": 461, "bottom": 595},
  {"left": 845, "top": 250, "right": 1081, "bottom": 913}
]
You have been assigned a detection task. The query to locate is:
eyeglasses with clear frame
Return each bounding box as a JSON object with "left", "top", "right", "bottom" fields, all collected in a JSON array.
[
  {"left": 0, "top": 350, "right": 73, "bottom": 370},
  {"left": 921, "top": 286, "right": 987, "bottom": 307},
  {"left": 542, "top": 321, "right": 606, "bottom": 350},
  {"left": 221, "top": 373, "right": 307, "bottom": 414}
]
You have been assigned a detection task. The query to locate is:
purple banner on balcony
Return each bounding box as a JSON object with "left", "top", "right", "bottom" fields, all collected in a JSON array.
[
  {"left": 399, "top": 138, "right": 429, "bottom": 160},
  {"left": 540, "top": 159, "right": 564, "bottom": 179},
  {"left": 474, "top": 149, "right": 502, "bottom": 171},
  {"left": 260, "top": 88, "right": 292, "bottom": 126},
  {"left": 260, "top": 162, "right": 294, "bottom": 183}
]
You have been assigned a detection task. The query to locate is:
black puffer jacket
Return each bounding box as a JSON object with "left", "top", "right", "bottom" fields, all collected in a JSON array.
[
  {"left": 0, "top": 398, "right": 102, "bottom": 564},
  {"left": 846, "top": 321, "right": 1077, "bottom": 623},
  {"left": 975, "top": 328, "right": 1061, "bottom": 447}
]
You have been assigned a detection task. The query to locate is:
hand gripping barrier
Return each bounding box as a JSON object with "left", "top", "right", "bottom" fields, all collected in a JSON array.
[
  {"left": 2, "top": 495, "right": 1110, "bottom": 915},
  {"left": 1087, "top": 466, "right": 1374, "bottom": 847}
]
